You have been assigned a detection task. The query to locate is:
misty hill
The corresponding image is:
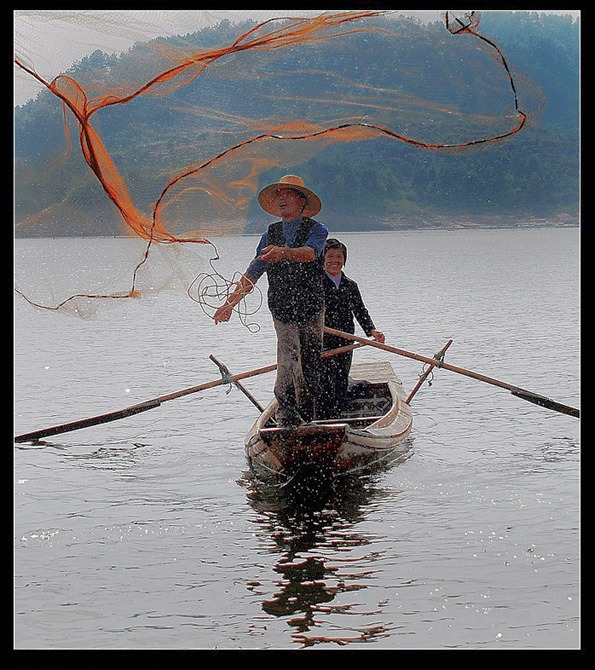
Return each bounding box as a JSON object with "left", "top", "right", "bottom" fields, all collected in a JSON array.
[{"left": 14, "top": 11, "right": 579, "bottom": 237}]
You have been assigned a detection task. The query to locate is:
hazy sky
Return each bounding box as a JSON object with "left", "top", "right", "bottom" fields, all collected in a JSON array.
[{"left": 13, "top": 9, "right": 580, "bottom": 106}]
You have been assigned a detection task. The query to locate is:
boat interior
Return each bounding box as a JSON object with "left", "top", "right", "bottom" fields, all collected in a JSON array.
[
  {"left": 313, "top": 381, "right": 393, "bottom": 428},
  {"left": 261, "top": 381, "right": 393, "bottom": 431}
]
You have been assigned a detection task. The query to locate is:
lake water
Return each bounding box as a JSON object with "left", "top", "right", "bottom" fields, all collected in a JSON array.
[{"left": 14, "top": 226, "right": 580, "bottom": 650}]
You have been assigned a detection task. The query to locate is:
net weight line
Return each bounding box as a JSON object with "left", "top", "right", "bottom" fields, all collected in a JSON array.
[{"left": 187, "top": 243, "right": 263, "bottom": 333}]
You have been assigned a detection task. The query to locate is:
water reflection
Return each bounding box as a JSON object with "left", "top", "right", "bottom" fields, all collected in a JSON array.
[{"left": 244, "top": 471, "right": 398, "bottom": 647}]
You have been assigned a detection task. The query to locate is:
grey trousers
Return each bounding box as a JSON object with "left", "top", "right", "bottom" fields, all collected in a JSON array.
[{"left": 273, "top": 310, "right": 324, "bottom": 425}]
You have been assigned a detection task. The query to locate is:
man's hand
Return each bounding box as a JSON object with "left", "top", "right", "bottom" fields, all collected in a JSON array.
[
  {"left": 258, "top": 245, "right": 288, "bottom": 262},
  {"left": 259, "top": 245, "right": 316, "bottom": 263},
  {"left": 214, "top": 303, "right": 233, "bottom": 324},
  {"left": 212, "top": 273, "right": 255, "bottom": 324}
]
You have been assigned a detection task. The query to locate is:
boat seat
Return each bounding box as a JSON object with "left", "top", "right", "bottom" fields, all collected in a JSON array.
[
  {"left": 264, "top": 416, "right": 385, "bottom": 429},
  {"left": 313, "top": 416, "right": 385, "bottom": 426}
]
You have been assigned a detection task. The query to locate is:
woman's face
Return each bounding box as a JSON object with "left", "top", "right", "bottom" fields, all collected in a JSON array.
[{"left": 324, "top": 247, "right": 345, "bottom": 275}]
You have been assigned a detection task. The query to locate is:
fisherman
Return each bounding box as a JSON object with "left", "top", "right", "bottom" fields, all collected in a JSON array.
[{"left": 214, "top": 175, "right": 328, "bottom": 427}]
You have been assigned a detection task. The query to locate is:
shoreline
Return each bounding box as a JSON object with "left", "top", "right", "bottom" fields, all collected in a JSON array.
[{"left": 14, "top": 212, "right": 580, "bottom": 240}]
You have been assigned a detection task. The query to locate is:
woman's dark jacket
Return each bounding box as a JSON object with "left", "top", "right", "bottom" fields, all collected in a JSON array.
[{"left": 322, "top": 272, "right": 376, "bottom": 350}]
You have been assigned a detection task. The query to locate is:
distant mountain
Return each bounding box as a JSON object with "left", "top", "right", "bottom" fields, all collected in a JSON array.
[{"left": 14, "top": 11, "right": 579, "bottom": 237}]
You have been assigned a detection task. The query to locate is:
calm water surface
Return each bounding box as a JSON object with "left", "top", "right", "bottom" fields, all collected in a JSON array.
[{"left": 14, "top": 227, "right": 580, "bottom": 650}]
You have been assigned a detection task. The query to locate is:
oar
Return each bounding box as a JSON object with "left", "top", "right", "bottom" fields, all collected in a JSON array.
[
  {"left": 324, "top": 327, "right": 580, "bottom": 418},
  {"left": 14, "top": 341, "right": 366, "bottom": 444},
  {"left": 14, "top": 362, "right": 277, "bottom": 444},
  {"left": 323, "top": 342, "right": 365, "bottom": 357}
]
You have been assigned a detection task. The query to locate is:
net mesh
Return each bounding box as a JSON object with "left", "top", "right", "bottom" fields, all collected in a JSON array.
[{"left": 14, "top": 10, "right": 543, "bottom": 317}]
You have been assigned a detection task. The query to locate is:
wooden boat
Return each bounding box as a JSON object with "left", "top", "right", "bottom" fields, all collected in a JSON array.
[{"left": 245, "top": 360, "right": 413, "bottom": 485}]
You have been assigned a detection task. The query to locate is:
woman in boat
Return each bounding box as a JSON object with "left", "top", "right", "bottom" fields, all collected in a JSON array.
[
  {"left": 213, "top": 175, "right": 328, "bottom": 427},
  {"left": 318, "top": 238, "right": 385, "bottom": 420}
]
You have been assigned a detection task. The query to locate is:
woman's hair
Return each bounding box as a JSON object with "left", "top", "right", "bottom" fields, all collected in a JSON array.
[{"left": 325, "top": 238, "right": 347, "bottom": 263}]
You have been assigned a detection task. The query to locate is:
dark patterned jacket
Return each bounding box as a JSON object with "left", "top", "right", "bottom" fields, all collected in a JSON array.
[
  {"left": 266, "top": 218, "right": 325, "bottom": 323},
  {"left": 322, "top": 272, "right": 376, "bottom": 350}
]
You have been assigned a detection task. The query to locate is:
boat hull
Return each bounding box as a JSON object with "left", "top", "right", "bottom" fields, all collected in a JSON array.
[{"left": 245, "top": 361, "right": 413, "bottom": 484}]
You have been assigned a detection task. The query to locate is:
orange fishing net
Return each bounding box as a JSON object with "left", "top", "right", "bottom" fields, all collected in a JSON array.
[{"left": 14, "top": 10, "right": 542, "bottom": 316}]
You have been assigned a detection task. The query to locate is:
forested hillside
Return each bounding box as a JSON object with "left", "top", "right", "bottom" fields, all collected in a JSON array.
[{"left": 14, "top": 11, "right": 579, "bottom": 236}]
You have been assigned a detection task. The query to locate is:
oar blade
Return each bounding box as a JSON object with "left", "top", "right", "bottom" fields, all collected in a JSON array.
[
  {"left": 511, "top": 390, "right": 580, "bottom": 418},
  {"left": 14, "top": 399, "right": 161, "bottom": 444}
]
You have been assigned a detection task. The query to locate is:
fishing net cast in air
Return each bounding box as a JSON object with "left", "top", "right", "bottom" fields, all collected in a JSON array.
[{"left": 14, "top": 9, "right": 543, "bottom": 322}]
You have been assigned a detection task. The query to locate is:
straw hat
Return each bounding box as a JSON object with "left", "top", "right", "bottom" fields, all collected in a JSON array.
[{"left": 258, "top": 175, "right": 322, "bottom": 217}]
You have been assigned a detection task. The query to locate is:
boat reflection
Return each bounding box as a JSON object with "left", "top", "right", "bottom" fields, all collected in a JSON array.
[{"left": 244, "top": 470, "right": 400, "bottom": 647}]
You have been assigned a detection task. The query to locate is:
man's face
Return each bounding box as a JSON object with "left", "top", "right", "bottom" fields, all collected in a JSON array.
[{"left": 273, "top": 187, "right": 305, "bottom": 220}]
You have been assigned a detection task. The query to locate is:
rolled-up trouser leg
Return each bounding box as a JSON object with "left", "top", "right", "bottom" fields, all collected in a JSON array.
[
  {"left": 273, "top": 318, "right": 302, "bottom": 426},
  {"left": 273, "top": 311, "right": 323, "bottom": 425},
  {"left": 296, "top": 310, "right": 324, "bottom": 422}
]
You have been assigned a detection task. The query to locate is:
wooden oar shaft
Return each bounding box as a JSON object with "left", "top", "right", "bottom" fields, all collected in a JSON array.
[
  {"left": 14, "top": 363, "right": 277, "bottom": 444},
  {"left": 152, "top": 363, "right": 277, "bottom": 404},
  {"left": 324, "top": 327, "right": 579, "bottom": 418},
  {"left": 326, "top": 326, "right": 540, "bottom": 390},
  {"left": 322, "top": 342, "right": 364, "bottom": 357}
]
